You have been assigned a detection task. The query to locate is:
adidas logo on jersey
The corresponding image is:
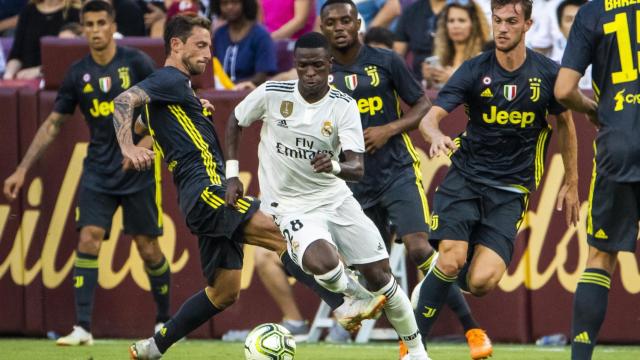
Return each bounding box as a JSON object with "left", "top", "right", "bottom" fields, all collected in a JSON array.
[
  {"left": 83, "top": 83, "right": 94, "bottom": 93},
  {"left": 480, "top": 88, "right": 493, "bottom": 97},
  {"left": 277, "top": 119, "right": 288, "bottom": 128},
  {"left": 574, "top": 332, "right": 591, "bottom": 344},
  {"left": 594, "top": 229, "right": 608, "bottom": 239}
]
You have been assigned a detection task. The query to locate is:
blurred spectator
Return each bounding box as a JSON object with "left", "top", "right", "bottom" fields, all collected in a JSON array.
[
  {"left": 139, "top": 0, "right": 168, "bottom": 37},
  {"left": 550, "top": 0, "right": 590, "bottom": 89},
  {"left": 394, "top": 0, "right": 447, "bottom": 79},
  {"left": 315, "top": 0, "right": 401, "bottom": 31},
  {"left": 364, "top": 26, "right": 395, "bottom": 49},
  {"left": 3, "top": 0, "right": 80, "bottom": 80},
  {"left": 109, "top": 0, "right": 146, "bottom": 36},
  {"left": 0, "top": 0, "right": 28, "bottom": 36},
  {"left": 58, "top": 21, "right": 82, "bottom": 37},
  {"left": 526, "top": 0, "right": 562, "bottom": 55},
  {"left": 212, "top": 0, "right": 276, "bottom": 90},
  {"left": 422, "top": 0, "right": 489, "bottom": 88},
  {"left": 166, "top": 0, "right": 199, "bottom": 21},
  {"left": 262, "top": 0, "right": 315, "bottom": 40}
]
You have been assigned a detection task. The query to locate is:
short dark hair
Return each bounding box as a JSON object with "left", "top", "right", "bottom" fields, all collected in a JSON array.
[
  {"left": 490, "top": 0, "right": 533, "bottom": 20},
  {"left": 210, "top": 0, "right": 258, "bottom": 21},
  {"left": 556, "top": 0, "right": 587, "bottom": 26},
  {"left": 364, "top": 27, "right": 394, "bottom": 49},
  {"left": 81, "top": 0, "right": 115, "bottom": 20},
  {"left": 163, "top": 14, "right": 212, "bottom": 55},
  {"left": 320, "top": 0, "right": 358, "bottom": 17},
  {"left": 294, "top": 32, "right": 330, "bottom": 54}
]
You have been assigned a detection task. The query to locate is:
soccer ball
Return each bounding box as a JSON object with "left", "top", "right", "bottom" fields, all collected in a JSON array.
[{"left": 244, "top": 323, "right": 296, "bottom": 360}]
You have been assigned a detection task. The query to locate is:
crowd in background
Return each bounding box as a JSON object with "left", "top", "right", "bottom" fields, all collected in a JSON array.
[{"left": 0, "top": 0, "right": 591, "bottom": 89}]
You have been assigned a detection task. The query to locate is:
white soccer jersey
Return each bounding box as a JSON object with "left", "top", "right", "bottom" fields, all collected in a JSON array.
[{"left": 234, "top": 80, "right": 364, "bottom": 215}]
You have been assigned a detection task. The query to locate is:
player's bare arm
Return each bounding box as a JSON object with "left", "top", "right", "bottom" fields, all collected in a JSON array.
[
  {"left": 365, "top": 94, "right": 431, "bottom": 154},
  {"left": 418, "top": 105, "right": 458, "bottom": 158},
  {"left": 113, "top": 85, "right": 154, "bottom": 171},
  {"left": 311, "top": 151, "right": 364, "bottom": 182},
  {"left": 554, "top": 68, "right": 599, "bottom": 127},
  {"left": 554, "top": 109, "right": 580, "bottom": 226},
  {"left": 3, "top": 111, "right": 70, "bottom": 201},
  {"left": 224, "top": 112, "right": 245, "bottom": 207}
]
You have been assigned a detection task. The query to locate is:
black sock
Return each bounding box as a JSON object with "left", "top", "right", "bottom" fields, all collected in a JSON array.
[
  {"left": 74, "top": 252, "right": 99, "bottom": 332},
  {"left": 415, "top": 252, "right": 478, "bottom": 331},
  {"left": 280, "top": 251, "right": 344, "bottom": 309},
  {"left": 415, "top": 266, "right": 457, "bottom": 340},
  {"left": 571, "top": 268, "right": 611, "bottom": 360},
  {"left": 154, "top": 289, "right": 221, "bottom": 353},
  {"left": 146, "top": 257, "right": 171, "bottom": 323},
  {"left": 446, "top": 285, "right": 479, "bottom": 331}
]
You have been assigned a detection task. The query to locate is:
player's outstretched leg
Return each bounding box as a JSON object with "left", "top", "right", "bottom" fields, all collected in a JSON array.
[
  {"left": 406, "top": 232, "right": 491, "bottom": 358},
  {"left": 242, "top": 210, "right": 381, "bottom": 331},
  {"left": 130, "top": 269, "right": 240, "bottom": 360},
  {"left": 134, "top": 235, "right": 172, "bottom": 333},
  {"left": 57, "top": 226, "right": 104, "bottom": 346},
  {"left": 571, "top": 247, "right": 616, "bottom": 360},
  {"left": 358, "top": 259, "right": 430, "bottom": 360}
]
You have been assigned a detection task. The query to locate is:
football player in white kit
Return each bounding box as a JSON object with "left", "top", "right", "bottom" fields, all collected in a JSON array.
[{"left": 225, "top": 32, "right": 430, "bottom": 360}]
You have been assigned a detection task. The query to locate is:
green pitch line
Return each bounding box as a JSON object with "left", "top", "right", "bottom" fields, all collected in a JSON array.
[{"left": 2, "top": 339, "right": 640, "bottom": 359}]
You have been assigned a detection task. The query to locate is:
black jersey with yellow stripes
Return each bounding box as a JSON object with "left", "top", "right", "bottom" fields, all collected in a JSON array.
[
  {"left": 54, "top": 46, "right": 156, "bottom": 194},
  {"left": 434, "top": 49, "right": 566, "bottom": 192},
  {"left": 562, "top": 0, "right": 640, "bottom": 181},
  {"left": 330, "top": 45, "right": 425, "bottom": 208},
  {"left": 137, "top": 66, "right": 223, "bottom": 215}
]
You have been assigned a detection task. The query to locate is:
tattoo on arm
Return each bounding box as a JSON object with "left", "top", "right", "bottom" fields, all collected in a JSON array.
[
  {"left": 113, "top": 86, "right": 150, "bottom": 148},
  {"left": 18, "top": 112, "right": 70, "bottom": 171}
]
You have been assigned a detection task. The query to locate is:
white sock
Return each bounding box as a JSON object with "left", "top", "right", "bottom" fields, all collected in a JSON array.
[
  {"left": 374, "top": 278, "right": 427, "bottom": 357},
  {"left": 314, "top": 262, "right": 368, "bottom": 298}
]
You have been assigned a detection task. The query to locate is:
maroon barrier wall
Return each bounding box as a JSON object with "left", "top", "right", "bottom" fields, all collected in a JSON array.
[{"left": 1, "top": 88, "right": 639, "bottom": 343}]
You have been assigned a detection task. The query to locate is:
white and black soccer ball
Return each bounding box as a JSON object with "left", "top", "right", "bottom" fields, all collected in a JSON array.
[{"left": 244, "top": 323, "right": 296, "bottom": 360}]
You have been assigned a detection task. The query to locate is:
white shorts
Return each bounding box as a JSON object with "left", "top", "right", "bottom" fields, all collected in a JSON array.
[{"left": 275, "top": 197, "right": 389, "bottom": 272}]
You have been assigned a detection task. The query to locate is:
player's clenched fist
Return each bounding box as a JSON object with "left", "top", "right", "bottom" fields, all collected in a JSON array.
[
  {"left": 225, "top": 177, "right": 244, "bottom": 208},
  {"left": 3, "top": 169, "right": 26, "bottom": 201},
  {"left": 121, "top": 145, "right": 155, "bottom": 171},
  {"left": 310, "top": 153, "right": 333, "bottom": 173}
]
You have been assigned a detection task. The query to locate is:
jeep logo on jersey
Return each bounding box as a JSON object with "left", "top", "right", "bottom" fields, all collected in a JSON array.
[
  {"left": 321, "top": 121, "right": 333, "bottom": 137},
  {"left": 503, "top": 85, "right": 517, "bottom": 101},
  {"left": 365, "top": 65, "right": 380, "bottom": 87},
  {"left": 280, "top": 101, "right": 294, "bottom": 118},
  {"left": 357, "top": 96, "right": 383, "bottom": 115},
  {"left": 345, "top": 74, "right": 358, "bottom": 91},
  {"left": 529, "top": 78, "right": 541, "bottom": 102},
  {"left": 99, "top": 76, "right": 111, "bottom": 93},
  {"left": 118, "top": 67, "right": 131, "bottom": 89},
  {"left": 482, "top": 106, "right": 535, "bottom": 128}
]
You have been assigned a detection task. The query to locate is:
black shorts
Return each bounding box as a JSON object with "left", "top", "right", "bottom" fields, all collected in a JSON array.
[
  {"left": 429, "top": 167, "right": 528, "bottom": 266},
  {"left": 587, "top": 172, "right": 639, "bottom": 253},
  {"left": 186, "top": 185, "right": 260, "bottom": 283},
  {"left": 364, "top": 171, "right": 430, "bottom": 247},
  {"left": 75, "top": 184, "right": 163, "bottom": 239}
]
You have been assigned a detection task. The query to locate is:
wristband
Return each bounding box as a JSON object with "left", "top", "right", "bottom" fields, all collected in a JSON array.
[
  {"left": 331, "top": 160, "right": 341, "bottom": 175},
  {"left": 226, "top": 160, "right": 239, "bottom": 178}
]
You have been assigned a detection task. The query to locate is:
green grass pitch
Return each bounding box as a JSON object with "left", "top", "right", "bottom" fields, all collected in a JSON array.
[{"left": 3, "top": 339, "right": 640, "bottom": 359}]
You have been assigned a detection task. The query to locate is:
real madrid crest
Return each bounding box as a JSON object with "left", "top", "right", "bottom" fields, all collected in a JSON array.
[
  {"left": 280, "top": 101, "right": 294, "bottom": 118},
  {"left": 321, "top": 121, "right": 333, "bottom": 137}
]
